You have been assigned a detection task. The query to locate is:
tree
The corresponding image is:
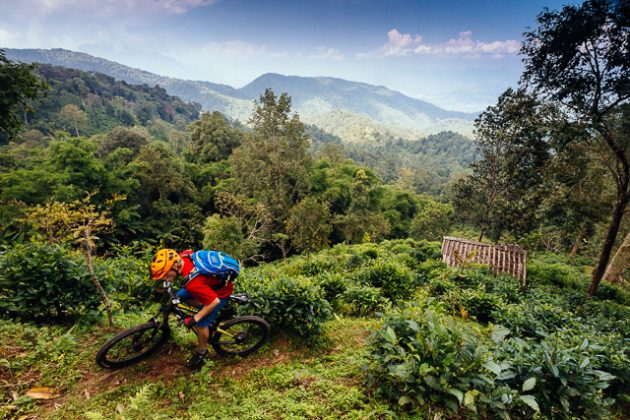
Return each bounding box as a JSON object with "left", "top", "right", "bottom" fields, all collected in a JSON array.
[
  {"left": 98, "top": 126, "right": 149, "bottom": 157},
  {"left": 58, "top": 104, "right": 87, "bottom": 136},
  {"left": 229, "top": 89, "right": 311, "bottom": 231},
  {"left": 334, "top": 168, "right": 390, "bottom": 243},
  {"left": 286, "top": 198, "right": 332, "bottom": 254},
  {"left": 202, "top": 214, "right": 262, "bottom": 263},
  {"left": 187, "top": 111, "right": 243, "bottom": 163},
  {"left": 603, "top": 229, "right": 630, "bottom": 284},
  {"left": 0, "top": 49, "right": 47, "bottom": 143},
  {"left": 537, "top": 140, "right": 612, "bottom": 255},
  {"left": 522, "top": 0, "right": 630, "bottom": 295},
  {"left": 409, "top": 198, "right": 454, "bottom": 241},
  {"left": 205, "top": 191, "right": 271, "bottom": 262},
  {"left": 24, "top": 195, "right": 121, "bottom": 326},
  {"left": 133, "top": 142, "right": 190, "bottom": 201},
  {"left": 453, "top": 89, "right": 553, "bottom": 241}
]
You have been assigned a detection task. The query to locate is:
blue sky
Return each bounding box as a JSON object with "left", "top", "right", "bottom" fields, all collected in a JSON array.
[{"left": 0, "top": 0, "right": 574, "bottom": 111}]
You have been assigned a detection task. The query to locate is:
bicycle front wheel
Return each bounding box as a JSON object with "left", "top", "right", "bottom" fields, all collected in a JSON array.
[
  {"left": 96, "top": 321, "right": 170, "bottom": 369},
  {"left": 211, "top": 316, "right": 270, "bottom": 357}
]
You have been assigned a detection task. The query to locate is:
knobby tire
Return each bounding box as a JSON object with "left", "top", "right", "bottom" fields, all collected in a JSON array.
[{"left": 96, "top": 321, "right": 170, "bottom": 369}]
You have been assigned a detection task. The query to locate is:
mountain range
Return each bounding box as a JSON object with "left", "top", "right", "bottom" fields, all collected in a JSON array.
[{"left": 5, "top": 48, "right": 478, "bottom": 142}]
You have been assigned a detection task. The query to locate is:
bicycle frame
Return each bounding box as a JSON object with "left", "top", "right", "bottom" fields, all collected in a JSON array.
[{"left": 151, "top": 281, "right": 244, "bottom": 340}]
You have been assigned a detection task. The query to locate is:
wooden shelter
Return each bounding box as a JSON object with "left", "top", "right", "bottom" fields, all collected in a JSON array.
[{"left": 441, "top": 236, "right": 527, "bottom": 286}]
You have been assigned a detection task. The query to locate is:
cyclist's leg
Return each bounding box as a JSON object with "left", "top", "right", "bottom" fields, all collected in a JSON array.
[{"left": 195, "top": 298, "right": 228, "bottom": 328}]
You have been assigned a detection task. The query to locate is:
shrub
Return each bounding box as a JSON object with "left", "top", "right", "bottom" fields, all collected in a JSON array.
[
  {"left": 484, "top": 275, "right": 522, "bottom": 304},
  {"left": 381, "top": 239, "right": 442, "bottom": 265},
  {"left": 0, "top": 242, "right": 100, "bottom": 321},
  {"left": 94, "top": 255, "right": 155, "bottom": 309},
  {"left": 237, "top": 274, "right": 332, "bottom": 339},
  {"left": 366, "top": 305, "right": 510, "bottom": 417},
  {"left": 491, "top": 299, "right": 574, "bottom": 338},
  {"left": 415, "top": 259, "right": 447, "bottom": 285},
  {"left": 426, "top": 276, "right": 456, "bottom": 297},
  {"left": 313, "top": 272, "right": 347, "bottom": 306},
  {"left": 354, "top": 258, "right": 415, "bottom": 301},
  {"left": 595, "top": 282, "right": 630, "bottom": 305},
  {"left": 293, "top": 256, "right": 341, "bottom": 277},
  {"left": 339, "top": 286, "right": 390, "bottom": 316},
  {"left": 446, "top": 267, "right": 496, "bottom": 289},
  {"left": 455, "top": 288, "right": 504, "bottom": 323},
  {"left": 495, "top": 334, "right": 617, "bottom": 419},
  {"left": 528, "top": 260, "right": 587, "bottom": 290}
]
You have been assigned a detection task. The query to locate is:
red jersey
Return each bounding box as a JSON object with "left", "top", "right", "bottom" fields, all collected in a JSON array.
[{"left": 179, "top": 250, "right": 234, "bottom": 304}]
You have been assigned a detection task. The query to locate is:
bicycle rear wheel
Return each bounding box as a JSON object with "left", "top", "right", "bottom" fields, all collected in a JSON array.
[
  {"left": 211, "top": 316, "right": 270, "bottom": 357},
  {"left": 96, "top": 321, "right": 170, "bottom": 369}
]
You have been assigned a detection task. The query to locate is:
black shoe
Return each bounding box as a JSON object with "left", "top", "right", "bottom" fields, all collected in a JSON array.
[{"left": 186, "top": 350, "right": 207, "bottom": 369}]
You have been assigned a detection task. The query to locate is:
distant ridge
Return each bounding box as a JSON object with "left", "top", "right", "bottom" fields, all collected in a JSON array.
[{"left": 6, "top": 48, "right": 478, "bottom": 141}]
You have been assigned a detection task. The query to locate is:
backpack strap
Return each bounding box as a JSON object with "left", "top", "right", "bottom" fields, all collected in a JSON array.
[{"left": 179, "top": 253, "right": 197, "bottom": 289}]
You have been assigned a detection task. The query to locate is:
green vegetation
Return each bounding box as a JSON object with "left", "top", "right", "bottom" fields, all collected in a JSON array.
[
  {"left": 1, "top": 240, "right": 628, "bottom": 419},
  {"left": 0, "top": 1, "right": 629, "bottom": 417}
]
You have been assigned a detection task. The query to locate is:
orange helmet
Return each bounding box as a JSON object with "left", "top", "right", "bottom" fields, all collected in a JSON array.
[{"left": 150, "top": 248, "right": 181, "bottom": 280}]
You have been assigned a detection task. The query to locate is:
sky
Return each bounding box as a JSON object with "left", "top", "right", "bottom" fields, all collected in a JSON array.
[{"left": 0, "top": 0, "right": 575, "bottom": 112}]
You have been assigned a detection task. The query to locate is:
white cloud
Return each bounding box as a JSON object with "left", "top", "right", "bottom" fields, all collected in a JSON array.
[
  {"left": 359, "top": 29, "right": 521, "bottom": 59},
  {"left": 383, "top": 29, "right": 424, "bottom": 56},
  {"left": 308, "top": 47, "right": 344, "bottom": 60}
]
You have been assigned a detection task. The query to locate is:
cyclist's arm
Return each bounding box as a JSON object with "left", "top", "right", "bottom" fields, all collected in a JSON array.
[{"left": 194, "top": 297, "right": 221, "bottom": 322}]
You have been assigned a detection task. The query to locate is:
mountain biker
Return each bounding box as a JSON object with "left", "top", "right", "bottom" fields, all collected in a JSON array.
[{"left": 150, "top": 248, "right": 234, "bottom": 369}]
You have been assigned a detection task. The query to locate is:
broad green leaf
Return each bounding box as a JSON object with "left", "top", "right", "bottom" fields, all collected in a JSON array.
[
  {"left": 398, "top": 395, "right": 412, "bottom": 406},
  {"left": 448, "top": 388, "right": 464, "bottom": 404},
  {"left": 483, "top": 360, "right": 502, "bottom": 376},
  {"left": 579, "top": 357, "right": 590, "bottom": 369},
  {"left": 382, "top": 327, "right": 397, "bottom": 344},
  {"left": 579, "top": 338, "right": 589, "bottom": 350},
  {"left": 491, "top": 325, "right": 511, "bottom": 343},
  {"left": 522, "top": 377, "right": 536, "bottom": 391},
  {"left": 464, "top": 390, "right": 479, "bottom": 406},
  {"left": 519, "top": 395, "right": 540, "bottom": 412}
]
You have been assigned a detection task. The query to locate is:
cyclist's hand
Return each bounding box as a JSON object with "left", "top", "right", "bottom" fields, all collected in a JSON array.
[{"left": 183, "top": 316, "right": 198, "bottom": 329}]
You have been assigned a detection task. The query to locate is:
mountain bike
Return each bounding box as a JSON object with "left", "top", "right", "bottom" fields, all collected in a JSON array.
[{"left": 95, "top": 280, "right": 270, "bottom": 369}]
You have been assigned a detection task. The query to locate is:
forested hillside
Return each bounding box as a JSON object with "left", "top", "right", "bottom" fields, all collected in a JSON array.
[
  {"left": 5, "top": 48, "right": 477, "bottom": 139},
  {"left": 18, "top": 64, "right": 201, "bottom": 140}
]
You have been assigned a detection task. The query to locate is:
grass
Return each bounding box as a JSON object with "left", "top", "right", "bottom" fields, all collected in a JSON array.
[{"left": 1, "top": 314, "right": 398, "bottom": 419}]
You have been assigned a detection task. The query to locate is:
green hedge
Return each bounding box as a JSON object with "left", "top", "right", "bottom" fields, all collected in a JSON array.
[
  {"left": 237, "top": 273, "right": 332, "bottom": 339},
  {"left": 339, "top": 285, "right": 390, "bottom": 316},
  {"left": 0, "top": 242, "right": 100, "bottom": 321},
  {"left": 367, "top": 304, "right": 625, "bottom": 419}
]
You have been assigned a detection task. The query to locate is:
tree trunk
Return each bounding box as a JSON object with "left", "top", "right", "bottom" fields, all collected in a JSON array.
[
  {"left": 589, "top": 191, "right": 630, "bottom": 295},
  {"left": 478, "top": 226, "right": 485, "bottom": 242},
  {"left": 603, "top": 230, "right": 630, "bottom": 284},
  {"left": 570, "top": 226, "right": 585, "bottom": 257},
  {"left": 84, "top": 226, "right": 114, "bottom": 326}
]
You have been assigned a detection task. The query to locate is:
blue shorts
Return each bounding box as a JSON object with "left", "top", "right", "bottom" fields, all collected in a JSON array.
[{"left": 177, "top": 289, "right": 228, "bottom": 328}]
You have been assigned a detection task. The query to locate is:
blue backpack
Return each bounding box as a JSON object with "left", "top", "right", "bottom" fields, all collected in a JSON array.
[{"left": 184, "top": 250, "right": 241, "bottom": 289}]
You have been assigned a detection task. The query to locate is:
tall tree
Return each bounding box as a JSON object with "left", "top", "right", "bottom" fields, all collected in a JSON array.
[
  {"left": 286, "top": 197, "right": 332, "bottom": 254},
  {"left": 0, "top": 49, "right": 47, "bottom": 143},
  {"left": 187, "top": 111, "right": 243, "bottom": 163},
  {"left": 522, "top": 0, "right": 630, "bottom": 295},
  {"left": 453, "top": 89, "right": 553, "bottom": 241},
  {"left": 229, "top": 89, "right": 311, "bottom": 232},
  {"left": 58, "top": 104, "right": 87, "bottom": 136}
]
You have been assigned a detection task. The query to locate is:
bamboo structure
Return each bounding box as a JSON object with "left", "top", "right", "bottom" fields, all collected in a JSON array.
[{"left": 441, "top": 236, "right": 527, "bottom": 287}]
